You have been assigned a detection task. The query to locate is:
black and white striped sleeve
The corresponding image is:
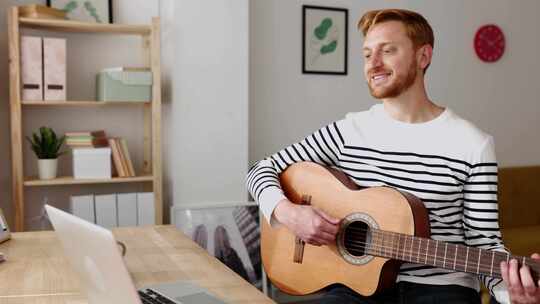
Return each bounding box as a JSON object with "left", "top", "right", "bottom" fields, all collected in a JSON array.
[
  {"left": 462, "top": 136, "right": 509, "bottom": 302},
  {"left": 246, "top": 121, "right": 345, "bottom": 225}
]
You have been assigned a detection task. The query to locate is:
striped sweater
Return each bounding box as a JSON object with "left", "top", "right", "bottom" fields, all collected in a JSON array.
[{"left": 247, "top": 104, "right": 509, "bottom": 302}]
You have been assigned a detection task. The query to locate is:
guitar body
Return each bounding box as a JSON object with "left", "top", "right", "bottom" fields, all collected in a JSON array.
[{"left": 261, "top": 162, "right": 430, "bottom": 296}]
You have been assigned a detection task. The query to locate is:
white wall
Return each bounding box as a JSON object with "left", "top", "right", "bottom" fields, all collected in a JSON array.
[
  {"left": 0, "top": 0, "right": 158, "bottom": 229},
  {"left": 160, "top": 0, "right": 250, "bottom": 208},
  {"left": 249, "top": 0, "right": 540, "bottom": 168}
]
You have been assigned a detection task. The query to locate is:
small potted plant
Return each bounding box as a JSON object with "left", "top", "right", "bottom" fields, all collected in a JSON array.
[{"left": 26, "top": 127, "right": 65, "bottom": 180}]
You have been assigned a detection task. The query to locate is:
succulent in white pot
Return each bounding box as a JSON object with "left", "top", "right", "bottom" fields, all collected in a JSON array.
[{"left": 26, "top": 127, "right": 65, "bottom": 180}]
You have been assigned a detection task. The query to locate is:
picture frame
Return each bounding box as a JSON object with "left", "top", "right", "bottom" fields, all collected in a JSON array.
[
  {"left": 0, "top": 208, "right": 11, "bottom": 244},
  {"left": 47, "top": 0, "right": 113, "bottom": 24},
  {"left": 171, "top": 202, "right": 262, "bottom": 290},
  {"left": 302, "top": 5, "right": 348, "bottom": 75}
]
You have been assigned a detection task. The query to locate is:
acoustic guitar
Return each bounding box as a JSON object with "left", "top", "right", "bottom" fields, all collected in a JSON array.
[{"left": 261, "top": 162, "right": 539, "bottom": 296}]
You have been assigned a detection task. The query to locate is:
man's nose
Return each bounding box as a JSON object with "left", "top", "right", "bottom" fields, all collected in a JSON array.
[{"left": 369, "top": 52, "right": 383, "bottom": 68}]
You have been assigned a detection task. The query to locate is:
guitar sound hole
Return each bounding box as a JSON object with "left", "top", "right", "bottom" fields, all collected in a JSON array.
[{"left": 343, "top": 221, "right": 371, "bottom": 257}]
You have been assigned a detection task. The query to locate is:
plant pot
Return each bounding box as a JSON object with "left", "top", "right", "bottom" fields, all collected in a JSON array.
[{"left": 38, "top": 158, "right": 58, "bottom": 180}]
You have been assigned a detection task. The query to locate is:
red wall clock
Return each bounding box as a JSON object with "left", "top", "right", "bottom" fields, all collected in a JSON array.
[{"left": 474, "top": 24, "right": 505, "bottom": 63}]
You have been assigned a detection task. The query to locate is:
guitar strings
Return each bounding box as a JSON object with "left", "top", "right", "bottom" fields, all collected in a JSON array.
[
  {"left": 345, "top": 225, "right": 519, "bottom": 261},
  {"left": 342, "top": 237, "right": 537, "bottom": 281},
  {"left": 346, "top": 227, "right": 517, "bottom": 264},
  {"left": 337, "top": 227, "right": 538, "bottom": 274},
  {"left": 343, "top": 240, "right": 505, "bottom": 275},
  {"left": 342, "top": 240, "right": 505, "bottom": 275},
  {"left": 340, "top": 235, "right": 538, "bottom": 276}
]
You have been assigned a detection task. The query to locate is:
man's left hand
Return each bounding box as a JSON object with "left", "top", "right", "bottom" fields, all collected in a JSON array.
[{"left": 501, "top": 253, "right": 540, "bottom": 304}]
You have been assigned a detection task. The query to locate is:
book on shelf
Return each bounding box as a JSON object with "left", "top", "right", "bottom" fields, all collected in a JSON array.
[
  {"left": 120, "top": 138, "right": 135, "bottom": 176},
  {"left": 66, "top": 137, "right": 109, "bottom": 147},
  {"left": 108, "top": 138, "right": 135, "bottom": 178},
  {"left": 109, "top": 138, "right": 126, "bottom": 177},
  {"left": 65, "top": 130, "right": 106, "bottom": 138},
  {"left": 116, "top": 138, "right": 130, "bottom": 177},
  {"left": 66, "top": 130, "right": 108, "bottom": 148}
]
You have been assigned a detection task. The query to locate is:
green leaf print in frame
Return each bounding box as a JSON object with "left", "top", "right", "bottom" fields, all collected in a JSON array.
[
  {"left": 47, "top": 0, "right": 113, "bottom": 24},
  {"left": 302, "top": 5, "right": 348, "bottom": 75}
]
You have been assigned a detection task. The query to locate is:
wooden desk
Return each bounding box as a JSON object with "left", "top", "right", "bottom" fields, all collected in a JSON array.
[{"left": 0, "top": 226, "right": 274, "bottom": 304}]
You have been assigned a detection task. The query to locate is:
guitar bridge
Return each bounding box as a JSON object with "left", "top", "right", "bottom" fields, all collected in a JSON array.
[
  {"left": 294, "top": 238, "right": 305, "bottom": 263},
  {"left": 293, "top": 195, "right": 311, "bottom": 264}
]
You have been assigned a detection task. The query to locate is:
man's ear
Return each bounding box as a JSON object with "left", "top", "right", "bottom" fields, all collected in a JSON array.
[{"left": 417, "top": 44, "right": 433, "bottom": 71}]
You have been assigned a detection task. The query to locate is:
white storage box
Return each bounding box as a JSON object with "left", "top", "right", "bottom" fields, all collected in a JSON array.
[{"left": 73, "top": 148, "right": 112, "bottom": 179}]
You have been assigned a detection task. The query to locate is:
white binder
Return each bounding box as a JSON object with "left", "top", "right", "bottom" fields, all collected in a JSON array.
[
  {"left": 70, "top": 195, "right": 95, "bottom": 223},
  {"left": 43, "top": 37, "right": 66, "bottom": 101},
  {"left": 21, "top": 36, "right": 43, "bottom": 101},
  {"left": 117, "top": 193, "right": 137, "bottom": 227},
  {"left": 137, "top": 192, "right": 155, "bottom": 226},
  {"left": 95, "top": 194, "right": 117, "bottom": 229}
]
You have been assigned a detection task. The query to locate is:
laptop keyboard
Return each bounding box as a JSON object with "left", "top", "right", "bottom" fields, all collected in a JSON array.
[{"left": 138, "top": 289, "right": 177, "bottom": 304}]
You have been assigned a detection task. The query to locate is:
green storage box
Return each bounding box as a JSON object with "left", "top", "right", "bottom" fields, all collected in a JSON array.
[{"left": 97, "top": 68, "right": 152, "bottom": 102}]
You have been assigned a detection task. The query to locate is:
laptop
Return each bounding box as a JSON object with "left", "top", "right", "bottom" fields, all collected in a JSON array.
[{"left": 45, "top": 204, "right": 227, "bottom": 304}]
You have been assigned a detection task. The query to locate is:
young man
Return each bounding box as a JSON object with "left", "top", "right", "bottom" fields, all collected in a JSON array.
[{"left": 247, "top": 9, "right": 539, "bottom": 304}]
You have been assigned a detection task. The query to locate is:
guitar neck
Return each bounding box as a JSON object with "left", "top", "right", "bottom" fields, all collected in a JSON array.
[{"left": 363, "top": 229, "right": 540, "bottom": 281}]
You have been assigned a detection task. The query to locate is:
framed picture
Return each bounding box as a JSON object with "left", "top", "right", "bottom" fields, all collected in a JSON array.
[
  {"left": 302, "top": 5, "right": 348, "bottom": 75},
  {"left": 47, "top": 0, "right": 113, "bottom": 24},
  {"left": 172, "top": 202, "right": 262, "bottom": 290},
  {"left": 0, "top": 208, "right": 11, "bottom": 244}
]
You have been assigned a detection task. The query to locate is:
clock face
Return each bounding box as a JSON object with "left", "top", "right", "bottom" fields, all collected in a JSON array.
[{"left": 474, "top": 24, "right": 505, "bottom": 63}]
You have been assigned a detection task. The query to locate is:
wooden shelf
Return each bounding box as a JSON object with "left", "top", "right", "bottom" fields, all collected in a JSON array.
[
  {"left": 24, "top": 175, "right": 154, "bottom": 187},
  {"left": 9, "top": 7, "right": 163, "bottom": 231},
  {"left": 19, "top": 17, "right": 151, "bottom": 35},
  {"left": 22, "top": 100, "right": 151, "bottom": 106}
]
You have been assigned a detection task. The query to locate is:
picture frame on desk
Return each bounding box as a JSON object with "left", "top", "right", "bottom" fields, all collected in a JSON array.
[
  {"left": 172, "top": 202, "right": 262, "bottom": 290},
  {"left": 302, "top": 5, "right": 348, "bottom": 75},
  {"left": 0, "top": 208, "right": 11, "bottom": 243},
  {"left": 47, "top": 0, "right": 113, "bottom": 24}
]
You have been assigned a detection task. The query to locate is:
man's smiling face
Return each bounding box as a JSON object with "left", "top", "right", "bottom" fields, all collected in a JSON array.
[{"left": 363, "top": 21, "right": 420, "bottom": 99}]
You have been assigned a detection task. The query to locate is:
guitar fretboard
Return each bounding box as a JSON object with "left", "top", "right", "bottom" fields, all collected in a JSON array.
[{"left": 347, "top": 227, "right": 539, "bottom": 280}]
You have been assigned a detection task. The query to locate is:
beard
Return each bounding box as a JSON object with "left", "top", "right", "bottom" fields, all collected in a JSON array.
[{"left": 367, "top": 58, "right": 418, "bottom": 99}]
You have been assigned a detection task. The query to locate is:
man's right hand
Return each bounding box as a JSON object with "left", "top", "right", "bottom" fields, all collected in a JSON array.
[{"left": 273, "top": 199, "right": 340, "bottom": 246}]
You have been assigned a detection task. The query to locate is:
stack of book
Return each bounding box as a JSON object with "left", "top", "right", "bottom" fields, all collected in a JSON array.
[
  {"left": 108, "top": 138, "right": 136, "bottom": 177},
  {"left": 65, "top": 130, "right": 108, "bottom": 148}
]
